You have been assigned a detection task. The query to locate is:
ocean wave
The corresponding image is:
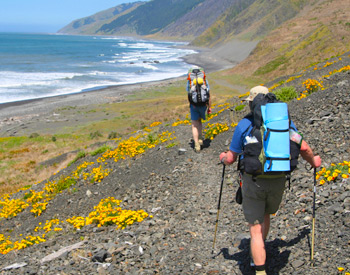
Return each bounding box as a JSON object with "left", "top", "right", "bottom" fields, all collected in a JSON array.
[
  {"left": 0, "top": 71, "right": 84, "bottom": 87},
  {"left": 0, "top": 34, "right": 193, "bottom": 104}
]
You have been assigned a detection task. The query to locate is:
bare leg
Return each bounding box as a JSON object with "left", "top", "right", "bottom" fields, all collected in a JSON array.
[
  {"left": 262, "top": 213, "right": 270, "bottom": 241},
  {"left": 191, "top": 119, "right": 202, "bottom": 151},
  {"left": 250, "top": 223, "right": 266, "bottom": 266}
]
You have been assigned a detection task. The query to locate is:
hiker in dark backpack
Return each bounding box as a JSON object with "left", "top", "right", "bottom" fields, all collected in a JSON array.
[
  {"left": 186, "top": 66, "right": 212, "bottom": 152},
  {"left": 219, "top": 86, "right": 321, "bottom": 275}
]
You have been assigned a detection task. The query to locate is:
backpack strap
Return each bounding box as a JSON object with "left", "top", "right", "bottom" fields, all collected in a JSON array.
[
  {"left": 266, "top": 156, "right": 290, "bottom": 170},
  {"left": 264, "top": 127, "right": 289, "bottom": 141}
]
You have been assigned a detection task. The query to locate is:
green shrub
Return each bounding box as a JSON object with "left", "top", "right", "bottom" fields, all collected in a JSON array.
[
  {"left": 235, "top": 105, "right": 245, "bottom": 112},
  {"left": 147, "top": 134, "right": 156, "bottom": 143},
  {"left": 68, "top": 151, "right": 86, "bottom": 166},
  {"left": 91, "top": 145, "right": 112, "bottom": 156},
  {"left": 274, "top": 86, "right": 298, "bottom": 102},
  {"left": 90, "top": 131, "right": 102, "bottom": 139},
  {"left": 23, "top": 192, "right": 33, "bottom": 200},
  {"left": 29, "top": 133, "right": 40, "bottom": 138},
  {"left": 166, "top": 142, "right": 177, "bottom": 148},
  {"left": 108, "top": 132, "right": 121, "bottom": 139},
  {"left": 55, "top": 176, "right": 77, "bottom": 193}
]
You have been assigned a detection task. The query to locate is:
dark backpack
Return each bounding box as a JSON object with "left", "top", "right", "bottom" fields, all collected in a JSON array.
[
  {"left": 242, "top": 93, "right": 301, "bottom": 176},
  {"left": 187, "top": 68, "right": 209, "bottom": 106}
]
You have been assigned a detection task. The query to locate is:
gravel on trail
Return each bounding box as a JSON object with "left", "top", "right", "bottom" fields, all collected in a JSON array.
[{"left": 0, "top": 52, "right": 349, "bottom": 275}]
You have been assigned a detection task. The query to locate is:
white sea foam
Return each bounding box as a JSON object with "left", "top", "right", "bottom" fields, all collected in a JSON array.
[
  {"left": 0, "top": 71, "right": 83, "bottom": 88},
  {"left": 127, "top": 43, "right": 156, "bottom": 49},
  {"left": 0, "top": 33, "right": 196, "bottom": 104}
]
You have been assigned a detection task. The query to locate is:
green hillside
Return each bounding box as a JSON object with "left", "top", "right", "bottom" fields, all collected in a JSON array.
[
  {"left": 226, "top": 0, "right": 350, "bottom": 80},
  {"left": 98, "top": 0, "right": 204, "bottom": 35},
  {"left": 153, "top": 0, "right": 238, "bottom": 40},
  {"left": 192, "top": 0, "right": 308, "bottom": 47}
]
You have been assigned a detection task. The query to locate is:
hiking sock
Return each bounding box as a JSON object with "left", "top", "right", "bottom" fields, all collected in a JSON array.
[
  {"left": 194, "top": 141, "right": 201, "bottom": 152},
  {"left": 198, "top": 134, "right": 203, "bottom": 145},
  {"left": 249, "top": 248, "right": 255, "bottom": 267},
  {"left": 255, "top": 264, "right": 266, "bottom": 275}
]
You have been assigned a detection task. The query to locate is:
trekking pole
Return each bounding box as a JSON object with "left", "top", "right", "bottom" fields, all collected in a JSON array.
[
  {"left": 212, "top": 164, "right": 225, "bottom": 254},
  {"left": 310, "top": 167, "right": 316, "bottom": 265}
]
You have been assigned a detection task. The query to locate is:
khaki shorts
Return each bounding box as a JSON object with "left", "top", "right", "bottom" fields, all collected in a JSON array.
[{"left": 242, "top": 174, "right": 286, "bottom": 225}]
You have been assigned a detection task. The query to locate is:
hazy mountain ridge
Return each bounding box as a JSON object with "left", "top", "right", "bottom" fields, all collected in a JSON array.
[
  {"left": 58, "top": 0, "right": 309, "bottom": 42},
  {"left": 97, "top": 0, "right": 205, "bottom": 36},
  {"left": 58, "top": 0, "right": 236, "bottom": 38},
  {"left": 58, "top": 0, "right": 350, "bottom": 83},
  {"left": 58, "top": 2, "right": 145, "bottom": 35}
]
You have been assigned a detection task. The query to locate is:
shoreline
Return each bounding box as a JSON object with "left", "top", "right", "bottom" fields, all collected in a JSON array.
[{"left": 0, "top": 39, "right": 258, "bottom": 136}]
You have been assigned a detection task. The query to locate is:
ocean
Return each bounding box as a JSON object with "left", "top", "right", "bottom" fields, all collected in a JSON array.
[{"left": 0, "top": 33, "right": 196, "bottom": 104}]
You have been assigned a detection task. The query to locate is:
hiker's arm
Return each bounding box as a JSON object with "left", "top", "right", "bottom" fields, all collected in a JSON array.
[
  {"left": 220, "top": 150, "right": 237, "bottom": 165},
  {"left": 300, "top": 140, "right": 322, "bottom": 168}
]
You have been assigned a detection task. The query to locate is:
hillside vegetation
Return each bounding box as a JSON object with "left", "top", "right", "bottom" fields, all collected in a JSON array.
[
  {"left": 227, "top": 0, "right": 350, "bottom": 79},
  {"left": 191, "top": 0, "right": 308, "bottom": 46},
  {"left": 154, "top": 0, "right": 236, "bottom": 40},
  {"left": 0, "top": 51, "right": 349, "bottom": 274}
]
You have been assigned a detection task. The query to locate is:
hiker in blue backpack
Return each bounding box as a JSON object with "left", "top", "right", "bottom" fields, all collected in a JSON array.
[
  {"left": 186, "top": 66, "right": 212, "bottom": 152},
  {"left": 219, "top": 85, "right": 321, "bottom": 275}
]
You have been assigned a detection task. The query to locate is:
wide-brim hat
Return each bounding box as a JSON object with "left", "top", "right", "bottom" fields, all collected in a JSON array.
[{"left": 243, "top": 86, "right": 269, "bottom": 101}]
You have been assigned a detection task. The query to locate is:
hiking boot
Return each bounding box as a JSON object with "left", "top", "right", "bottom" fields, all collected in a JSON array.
[{"left": 194, "top": 141, "right": 201, "bottom": 153}]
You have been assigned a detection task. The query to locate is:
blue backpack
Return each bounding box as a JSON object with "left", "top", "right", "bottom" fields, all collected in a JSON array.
[{"left": 242, "top": 93, "right": 301, "bottom": 176}]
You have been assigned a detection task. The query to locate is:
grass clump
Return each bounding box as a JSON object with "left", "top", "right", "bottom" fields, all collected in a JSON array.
[
  {"left": 90, "top": 145, "right": 112, "bottom": 156},
  {"left": 29, "top": 133, "right": 40, "bottom": 139},
  {"left": 166, "top": 142, "right": 177, "bottom": 148},
  {"left": 55, "top": 176, "right": 77, "bottom": 193},
  {"left": 68, "top": 151, "right": 86, "bottom": 167},
  {"left": 108, "top": 132, "right": 121, "bottom": 139},
  {"left": 89, "top": 131, "right": 103, "bottom": 139},
  {"left": 274, "top": 86, "right": 298, "bottom": 102},
  {"left": 235, "top": 104, "right": 245, "bottom": 112},
  {"left": 254, "top": 56, "right": 288, "bottom": 76}
]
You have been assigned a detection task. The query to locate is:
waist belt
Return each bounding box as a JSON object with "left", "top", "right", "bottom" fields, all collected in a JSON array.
[{"left": 246, "top": 173, "right": 286, "bottom": 179}]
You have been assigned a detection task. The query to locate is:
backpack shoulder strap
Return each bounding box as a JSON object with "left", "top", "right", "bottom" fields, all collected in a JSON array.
[{"left": 242, "top": 113, "right": 254, "bottom": 136}]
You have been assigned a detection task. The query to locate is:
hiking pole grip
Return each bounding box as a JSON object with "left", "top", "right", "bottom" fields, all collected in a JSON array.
[
  {"left": 212, "top": 164, "right": 226, "bottom": 253},
  {"left": 311, "top": 167, "right": 316, "bottom": 265}
]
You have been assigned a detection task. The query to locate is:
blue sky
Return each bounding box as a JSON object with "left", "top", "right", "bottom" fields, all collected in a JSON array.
[{"left": 0, "top": 0, "right": 142, "bottom": 33}]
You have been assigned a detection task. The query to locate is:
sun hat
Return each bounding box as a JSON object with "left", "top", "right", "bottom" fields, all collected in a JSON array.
[{"left": 243, "top": 86, "right": 269, "bottom": 101}]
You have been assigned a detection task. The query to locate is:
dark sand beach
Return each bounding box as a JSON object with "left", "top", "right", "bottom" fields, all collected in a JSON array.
[{"left": 0, "top": 39, "right": 258, "bottom": 136}]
